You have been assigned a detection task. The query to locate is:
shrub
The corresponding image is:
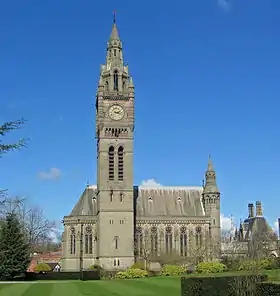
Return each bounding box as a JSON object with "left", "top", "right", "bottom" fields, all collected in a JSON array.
[
  {"left": 270, "top": 257, "right": 280, "bottom": 269},
  {"left": 34, "top": 263, "right": 51, "bottom": 273},
  {"left": 116, "top": 268, "right": 148, "bottom": 279},
  {"left": 130, "top": 262, "right": 145, "bottom": 270},
  {"left": 238, "top": 259, "right": 273, "bottom": 271},
  {"left": 127, "top": 268, "right": 148, "bottom": 278},
  {"left": 116, "top": 271, "right": 131, "bottom": 279},
  {"left": 257, "top": 282, "right": 280, "bottom": 295},
  {"left": 181, "top": 274, "right": 268, "bottom": 296},
  {"left": 88, "top": 264, "right": 103, "bottom": 271},
  {"left": 220, "top": 256, "right": 240, "bottom": 271},
  {"left": 161, "top": 265, "right": 186, "bottom": 276},
  {"left": 259, "top": 258, "right": 273, "bottom": 270},
  {"left": 196, "top": 262, "right": 227, "bottom": 274}
]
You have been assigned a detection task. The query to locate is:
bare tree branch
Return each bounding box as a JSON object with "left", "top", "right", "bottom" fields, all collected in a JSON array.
[{"left": 0, "top": 196, "right": 57, "bottom": 252}]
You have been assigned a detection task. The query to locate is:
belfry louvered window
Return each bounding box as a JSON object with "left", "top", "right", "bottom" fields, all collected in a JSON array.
[
  {"left": 118, "top": 146, "right": 124, "bottom": 181},
  {"left": 108, "top": 146, "right": 114, "bottom": 180},
  {"left": 114, "top": 70, "right": 118, "bottom": 91}
]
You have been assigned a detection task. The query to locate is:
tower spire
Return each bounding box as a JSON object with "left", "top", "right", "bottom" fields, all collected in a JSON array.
[
  {"left": 109, "top": 10, "right": 120, "bottom": 41},
  {"left": 203, "top": 155, "right": 219, "bottom": 193}
]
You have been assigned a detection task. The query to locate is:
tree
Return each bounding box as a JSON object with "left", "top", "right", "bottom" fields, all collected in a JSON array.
[
  {"left": 0, "top": 118, "right": 27, "bottom": 157},
  {"left": 0, "top": 213, "right": 30, "bottom": 278},
  {"left": 0, "top": 196, "right": 57, "bottom": 253}
]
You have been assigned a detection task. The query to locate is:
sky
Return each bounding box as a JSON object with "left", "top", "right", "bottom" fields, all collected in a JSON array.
[{"left": 1, "top": 0, "right": 280, "bottom": 234}]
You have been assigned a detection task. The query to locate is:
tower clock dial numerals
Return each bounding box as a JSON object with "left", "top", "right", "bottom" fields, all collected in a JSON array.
[{"left": 108, "top": 105, "right": 124, "bottom": 120}]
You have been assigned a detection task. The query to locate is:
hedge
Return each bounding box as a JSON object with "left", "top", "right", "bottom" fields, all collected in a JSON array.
[
  {"left": 256, "top": 282, "right": 280, "bottom": 295},
  {"left": 181, "top": 274, "right": 268, "bottom": 296},
  {"left": 23, "top": 271, "right": 100, "bottom": 281}
]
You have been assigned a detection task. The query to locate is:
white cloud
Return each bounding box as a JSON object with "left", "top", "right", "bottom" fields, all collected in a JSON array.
[
  {"left": 38, "top": 168, "right": 61, "bottom": 180},
  {"left": 140, "top": 179, "right": 162, "bottom": 188},
  {"left": 217, "top": 0, "right": 232, "bottom": 11},
  {"left": 221, "top": 214, "right": 233, "bottom": 232}
]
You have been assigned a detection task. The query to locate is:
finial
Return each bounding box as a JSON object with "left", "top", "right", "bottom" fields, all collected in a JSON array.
[
  {"left": 207, "top": 153, "right": 213, "bottom": 171},
  {"left": 113, "top": 10, "right": 116, "bottom": 24},
  {"left": 86, "top": 180, "right": 89, "bottom": 187},
  {"left": 202, "top": 179, "right": 205, "bottom": 188},
  {"left": 129, "top": 75, "right": 134, "bottom": 88}
]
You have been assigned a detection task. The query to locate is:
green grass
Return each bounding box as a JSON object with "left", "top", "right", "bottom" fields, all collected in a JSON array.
[
  {"left": 0, "top": 277, "right": 181, "bottom": 296},
  {"left": 1, "top": 270, "right": 279, "bottom": 296}
]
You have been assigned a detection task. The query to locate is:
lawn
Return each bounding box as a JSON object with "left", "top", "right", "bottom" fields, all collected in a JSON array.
[
  {"left": 0, "top": 277, "right": 181, "bottom": 296},
  {"left": 0, "top": 270, "right": 279, "bottom": 296}
]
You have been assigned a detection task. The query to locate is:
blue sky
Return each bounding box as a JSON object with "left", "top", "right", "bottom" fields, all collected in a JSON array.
[{"left": 1, "top": 0, "right": 279, "bottom": 233}]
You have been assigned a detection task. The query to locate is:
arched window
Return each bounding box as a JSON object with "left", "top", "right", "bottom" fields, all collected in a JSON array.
[
  {"left": 114, "top": 236, "right": 119, "bottom": 250},
  {"left": 70, "top": 228, "right": 76, "bottom": 255},
  {"left": 120, "top": 192, "right": 123, "bottom": 202},
  {"left": 180, "top": 226, "right": 187, "bottom": 257},
  {"left": 105, "top": 81, "right": 109, "bottom": 91},
  {"left": 114, "top": 49, "right": 116, "bottom": 57},
  {"left": 108, "top": 146, "right": 114, "bottom": 180},
  {"left": 136, "top": 227, "right": 143, "bottom": 257},
  {"left": 195, "top": 227, "right": 202, "bottom": 248},
  {"left": 85, "top": 226, "right": 93, "bottom": 254},
  {"left": 118, "top": 146, "right": 124, "bottom": 181},
  {"left": 113, "top": 70, "right": 118, "bottom": 91},
  {"left": 165, "top": 226, "right": 173, "bottom": 254},
  {"left": 122, "top": 81, "right": 126, "bottom": 90},
  {"left": 151, "top": 227, "right": 158, "bottom": 256}
]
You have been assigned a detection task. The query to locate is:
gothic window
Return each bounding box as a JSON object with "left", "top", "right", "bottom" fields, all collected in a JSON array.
[
  {"left": 85, "top": 226, "right": 93, "bottom": 254},
  {"left": 70, "top": 228, "right": 76, "bottom": 255},
  {"left": 195, "top": 227, "right": 202, "bottom": 247},
  {"left": 136, "top": 227, "right": 143, "bottom": 257},
  {"left": 165, "top": 226, "right": 173, "bottom": 254},
  {"left": 122, "top": 81, "right": 126, "bottom": 90},
  {"left": 108, "top": 146, "right": 114, "bottom": 180},
  {"left": 114, "top": 236, "right": 119, "bottom": 250},
  {"left": 114, "top": 49, "right": 116, "bottom": 57},
  {"left": 118, "top": 146, "right": 124, "bottom": 181},
  {"left": 114, "top": 258, "right": 120, "bottom": 267},
  {"left": 105, "top": 81, "right": 109, "bottom": 91},
  {"left": 151, "top": 226, "right": 158, "bottom": 256},
  {"left": 113, "top": 70, "right": 118, "bottom": 91},
  {"left": 120, "top": 192, "right": 123, "bottom": 202},
  {"left": 110, "top": 190, "right": 113, "bottom": 203},
  {"left": 180, "top": 226, "right": 187, "bottom": 257}
]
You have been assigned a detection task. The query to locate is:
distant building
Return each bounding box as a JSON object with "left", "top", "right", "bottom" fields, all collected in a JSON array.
[
  {"left": 27, "top": 251, "right": 62, "bottom": 272},
  {"left": 221, "top": 202, "right": 278, "bottom": 258}
]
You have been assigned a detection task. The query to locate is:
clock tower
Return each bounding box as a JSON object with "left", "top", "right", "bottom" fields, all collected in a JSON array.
[{"left": 95, "top": 17, "right": 135, "bottom": 269}]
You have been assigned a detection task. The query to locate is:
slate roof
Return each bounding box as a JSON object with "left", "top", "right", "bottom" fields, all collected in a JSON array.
[
  {"left": 68, "top": 185, "right": 204, "bottom": 218},
  {"left": 244, "top": 216, "right": 276, "bottom": 240}
]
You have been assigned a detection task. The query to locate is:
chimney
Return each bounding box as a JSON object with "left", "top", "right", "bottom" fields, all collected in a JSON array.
[
  {"left": 248, "top": 203, "right": 254, "bottom": 218},
  {"left": 256, "top": 201, "right": 263, "bottom": 217}
]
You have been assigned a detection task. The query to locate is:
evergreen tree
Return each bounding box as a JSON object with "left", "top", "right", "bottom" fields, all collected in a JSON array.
[
  {"left": 0, "top": 118, "right": 27, "bottom": 157},
  {"left": 0, "top": 213, "right": 30, "bottom": 278}
]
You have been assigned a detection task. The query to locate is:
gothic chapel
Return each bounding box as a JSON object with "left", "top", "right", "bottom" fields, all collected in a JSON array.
[{"left": 61, "top": 18, "right": 221, "bottom": 271}]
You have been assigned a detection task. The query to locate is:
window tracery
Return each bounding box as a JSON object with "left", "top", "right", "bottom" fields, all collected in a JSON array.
[
  {"left": 85, "top": 226, "right": 93, "bottom": 254},
  {"left": 70, "top": 228, "right": 76, "bottom": 255},
  {"left": 165, "top": 226, "right": 173, "bottom": 254}
]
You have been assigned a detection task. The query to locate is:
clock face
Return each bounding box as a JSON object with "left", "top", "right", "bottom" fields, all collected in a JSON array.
[{"left": 108, "top": 105, "right": 124, "bottom": 120}]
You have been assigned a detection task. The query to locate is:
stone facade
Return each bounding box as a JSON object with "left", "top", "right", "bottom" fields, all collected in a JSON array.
[
  {"left": 221, "top": 202, "right": 279, "bottom": 258},
  {"left": 61, "top": 19, "right": 221, "bottom": 271}
]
